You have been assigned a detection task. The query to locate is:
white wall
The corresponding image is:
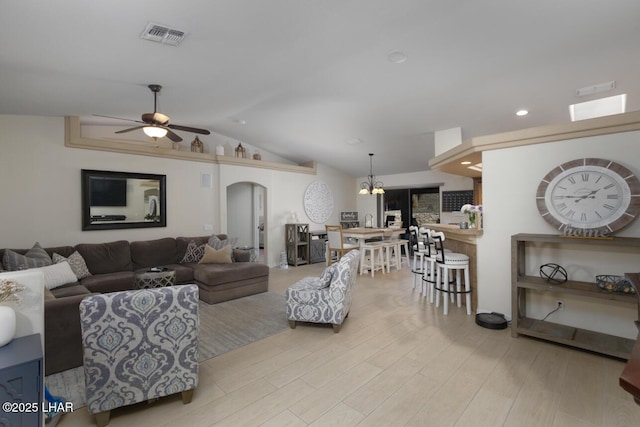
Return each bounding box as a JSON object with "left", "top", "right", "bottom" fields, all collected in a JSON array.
[
  {"left": 0, "top": 115, "right": 356, "bottom": 268},
  {"left": 479, "top": 130, "right": 640, "bottom": 339}
]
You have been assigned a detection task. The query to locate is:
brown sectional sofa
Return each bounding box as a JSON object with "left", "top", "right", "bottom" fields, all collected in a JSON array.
[{"left": 0, "top": 234, "right": 269, "bottom": 375}]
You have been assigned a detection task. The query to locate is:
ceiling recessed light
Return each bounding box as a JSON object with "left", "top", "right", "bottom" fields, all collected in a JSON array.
[
  {"left": 387, "top": 50, "right": 407, "bottom": 64},
  {"left": 461, "top": 161, "right": 472, "bottom": 165},
  {"left": 516, "top": 109, "right": 528, "bottom": 116}
]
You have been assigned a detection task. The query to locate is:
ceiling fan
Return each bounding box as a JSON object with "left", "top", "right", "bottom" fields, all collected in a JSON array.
[{"left": 95, "top": 84, "right": 211, "bottom": 142}]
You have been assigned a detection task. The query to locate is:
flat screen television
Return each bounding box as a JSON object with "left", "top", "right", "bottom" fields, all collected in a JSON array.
[{"left": 90, "top": 177, "right": 127, "bottom": 206}]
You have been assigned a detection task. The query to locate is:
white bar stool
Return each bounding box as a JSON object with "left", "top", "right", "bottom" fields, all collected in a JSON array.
[
  {"left": 382, "top": 239, "right": 410, "bottom": 273},
  {"left": 409, "top": 226, "right": 427, "bottom": 290},
  {"left": 360, "top": 241, "right": 386, "bottom": 277},
  {"left": 431, "top": 231, "right": 471, "bottom": 315},
  {"left": 420, "top": 228, "right": 450, "bottom": 301}
]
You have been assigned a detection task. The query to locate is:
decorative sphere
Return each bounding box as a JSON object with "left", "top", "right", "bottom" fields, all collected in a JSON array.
[{"left": 539, "top": 263, "right": 568, "bottom": 284}]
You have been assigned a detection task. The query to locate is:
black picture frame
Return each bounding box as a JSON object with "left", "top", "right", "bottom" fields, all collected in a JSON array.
[{"left": 81, "top": 169, "right": 167, "bottom": 231}]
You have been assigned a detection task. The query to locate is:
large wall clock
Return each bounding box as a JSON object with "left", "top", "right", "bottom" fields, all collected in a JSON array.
[{"left": 536, "top": 158, "right": 640, "bottom": 236}]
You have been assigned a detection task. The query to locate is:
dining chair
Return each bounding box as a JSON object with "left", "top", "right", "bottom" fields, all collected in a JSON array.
[{"left": 325, "top": 225, "right": 359, "bottom": 265}]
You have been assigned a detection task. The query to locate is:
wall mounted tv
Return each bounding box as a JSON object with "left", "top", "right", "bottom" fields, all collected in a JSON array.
[{"left": 90, "top": 176, "right": 127, "bottom": 207}]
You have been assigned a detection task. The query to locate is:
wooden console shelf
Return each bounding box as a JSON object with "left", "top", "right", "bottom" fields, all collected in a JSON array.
[{"left": 512, "top": 233, "right": 640, "bottom": 359}]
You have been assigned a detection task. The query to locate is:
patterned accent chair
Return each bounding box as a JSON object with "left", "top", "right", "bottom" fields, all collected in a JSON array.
[
  {"left": 79, "top": 284, "right": 199, "bottom": 427},
  {"left": 285, "top": 249, "right": 360, "bottom": 332}
]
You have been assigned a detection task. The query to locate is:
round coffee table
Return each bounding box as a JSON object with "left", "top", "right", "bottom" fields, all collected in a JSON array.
[{"left": 134, "top": 267, "right": 176, "bottom": 289}]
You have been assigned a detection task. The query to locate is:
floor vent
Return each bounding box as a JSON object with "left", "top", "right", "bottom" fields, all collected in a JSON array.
[{"left": 140, "top": 22, "right": 187, "bottom": 46}]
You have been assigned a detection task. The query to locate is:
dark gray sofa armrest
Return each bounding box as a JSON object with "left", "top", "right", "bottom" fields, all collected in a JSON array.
[
  {"left": 233, "top": 249, "right": 251, "bottom": 263},
  {"left": 45, "top": 293, "right": 96, "bottom": 375}
]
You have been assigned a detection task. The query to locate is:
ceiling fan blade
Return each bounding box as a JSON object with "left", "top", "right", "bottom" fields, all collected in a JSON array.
[
  {"left": 167, "top": 124, "right": 211, "bottom": 135},
  {"left": 142, "top": 112, "right": 170, "bottom": 125},
  {"left": 93, "top": 114, "right": 145, "bottom": 124},
  {"left": 115, "top": 126, "right": 146, "bottom": 134},
  {"left": 165, "top": 129, "right": 183, "bottom": 142}
]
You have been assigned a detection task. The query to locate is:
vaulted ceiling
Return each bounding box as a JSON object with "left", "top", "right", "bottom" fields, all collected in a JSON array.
[{"left": 1, "top": 1, "right": 638, "bottom": 177}]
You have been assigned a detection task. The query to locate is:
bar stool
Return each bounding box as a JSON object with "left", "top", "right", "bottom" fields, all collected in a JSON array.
[
  {"left": 420, "top": 228, "right": 450, "bottom": 301},
  {"left": 431, "top": 231, "right": 471, "bottom": 315},
  {"left": 409, "top": 226, "right": 428, "bottom": 290},
  {"left": 382, "top": 239, "right": 410, "bottom": 272},
  {"left": 360, "top": 241, "right": 386, "bottom": 277}
]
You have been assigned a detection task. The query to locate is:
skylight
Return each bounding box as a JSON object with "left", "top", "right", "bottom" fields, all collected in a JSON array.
[{"left": 569, "top": 94, "right": 626, "bottom": 121}]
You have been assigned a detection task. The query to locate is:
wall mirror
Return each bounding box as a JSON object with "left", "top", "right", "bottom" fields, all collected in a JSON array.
[{"left": 81, "top": 169, "right": 166, "bottom": 231}]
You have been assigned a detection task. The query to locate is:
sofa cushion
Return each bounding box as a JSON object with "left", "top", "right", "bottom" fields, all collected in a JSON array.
[
  {"left": 3, "top": 242, "right": 52, "bottom": 270},
  {"left": 52, "top": 251, "right": 91, "bottom": 279},
  {"left": 200, "top": 244, "right": 233, "bottom": 264},
  {"left": 160, "top": 264, "right": 195, "bottom": 284},
  {"left": 130, "top": 237, "right": 178, "bottom": 270},
  {"left": 193, "top": 262, "right": 268, "bottom": 287},
  {"left": 80, "top": 271, "right": 135, "bottom": 294},
  {"left": 50, "top": 283, "right": 91, "bottom": 298},
  {"left": 232, "top": 249, "right": 251, "bottom": 263},
  {"left": 75, "top": 240, "right": 132, "bottom": 274}
]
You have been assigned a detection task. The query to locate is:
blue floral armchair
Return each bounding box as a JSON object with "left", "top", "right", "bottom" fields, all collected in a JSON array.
[
  {"left": 285, "top": 249, "right": 360, "bottom": 332},
  {"left": 79, "top": 284, "right": 199, "bottom": 426}
]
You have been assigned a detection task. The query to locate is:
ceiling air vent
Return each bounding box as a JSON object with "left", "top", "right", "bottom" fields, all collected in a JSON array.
[{"left": 140, "top": 22, "right": 187, "bottom": 46}]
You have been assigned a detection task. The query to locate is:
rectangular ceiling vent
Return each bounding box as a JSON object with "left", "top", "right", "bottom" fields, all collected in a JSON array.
[{"left": 140, "top": 22, "right": 187, "bottom": 46}]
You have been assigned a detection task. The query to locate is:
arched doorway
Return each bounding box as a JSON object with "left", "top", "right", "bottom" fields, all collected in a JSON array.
[{"left": 226, "top": 182, "right": 266, "bottom": 263}]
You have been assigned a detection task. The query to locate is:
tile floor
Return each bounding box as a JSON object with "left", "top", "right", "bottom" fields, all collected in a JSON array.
[{"left": 59, "top": 260, "right": 640, "bottom": 426}]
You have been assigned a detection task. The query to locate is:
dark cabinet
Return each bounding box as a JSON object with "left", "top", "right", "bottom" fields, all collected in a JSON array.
[{"left": 0, "top": 334, "right": 43, "bottom": 427}]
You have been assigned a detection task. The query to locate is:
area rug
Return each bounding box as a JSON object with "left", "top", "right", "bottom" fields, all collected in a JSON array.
[{"left": 45, "top": 291, "right": 288, "bottom": 409}]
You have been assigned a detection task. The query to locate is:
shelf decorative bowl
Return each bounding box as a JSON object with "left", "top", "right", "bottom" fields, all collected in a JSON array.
[{"left": 596, "top": 275, "right": 635, "bottom": 294}]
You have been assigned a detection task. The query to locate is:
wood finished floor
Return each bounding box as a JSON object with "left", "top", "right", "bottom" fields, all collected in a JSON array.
[{"left": 60, "top": 262, "right": 640, "bottom": 426}]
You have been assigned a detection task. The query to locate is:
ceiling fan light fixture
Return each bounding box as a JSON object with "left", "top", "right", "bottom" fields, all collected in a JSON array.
[{"left": 143, "top": 126, "right": 168, "bottom": 139}]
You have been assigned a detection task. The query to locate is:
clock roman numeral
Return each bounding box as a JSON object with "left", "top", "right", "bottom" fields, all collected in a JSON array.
[
  {"left": 567, "top": 177, "right": 576, "bottom": 184},
  {"left": 555, "top": 202, "right": 567, "bottom": 211},
  {"left": 604, "top": 183, "right": 615, "bottom": 190},
  {"left": 581, "top": 212, "right": 587, "bottom": 221},
  {"left": 603, "top": 204, "right": 615, "bottom": 210},
  {"left": 581, "top": 173, "right": 589, "bottom": 182},
  {"left": 566, "top": 209, "right": 575, "bottom": 218},
  {"left": 595, "top": 175, "right": 603, "bottom": 183},
  {"left": 607, "top": 194, "right": 619, "bottom": 199}
]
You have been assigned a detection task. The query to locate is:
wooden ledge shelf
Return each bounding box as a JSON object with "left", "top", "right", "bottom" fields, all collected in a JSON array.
[{"left": 64, "top": 116, "right": 317, "bottom": 175}]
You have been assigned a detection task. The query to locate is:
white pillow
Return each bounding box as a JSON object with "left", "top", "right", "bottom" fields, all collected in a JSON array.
[{"left": 32, "top": 261, "right": 78, "bottom": 290}]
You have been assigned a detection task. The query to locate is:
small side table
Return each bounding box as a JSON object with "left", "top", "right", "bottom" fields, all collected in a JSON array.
[{"left": 134, "top": 268, "right": 176, "bottom": 289}]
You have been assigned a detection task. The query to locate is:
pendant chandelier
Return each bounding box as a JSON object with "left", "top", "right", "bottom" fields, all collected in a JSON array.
[{"left": 359, "top": 153, "right": 385, "bottom": 195}]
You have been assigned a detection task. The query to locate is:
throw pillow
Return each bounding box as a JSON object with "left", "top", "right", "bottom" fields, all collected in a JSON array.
[
  {"left": 318, "top": 264, "right": 337, "bottom": 288},
  {"left": 32, "top": 261, "right": 78, "bottom": 290},
  {"left": 181, "top": 240, "right": 205, "bottom": 263},
  {"left": 207, "top": 235, "right": 239, "bottom": 250},
  {"left": 2, "top": 242, "right": 52, "bottom": 270},
  {"left": 52, "top": 251, "right": 91, "bottom": 279},
  {"left": 199, "top": 244, "right": 233, "bottom": 264}
]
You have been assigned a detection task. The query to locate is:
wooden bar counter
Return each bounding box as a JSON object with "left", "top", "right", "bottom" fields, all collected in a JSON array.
[{"left": 424, "top": 224, "right": 483, "bottom": 312}]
